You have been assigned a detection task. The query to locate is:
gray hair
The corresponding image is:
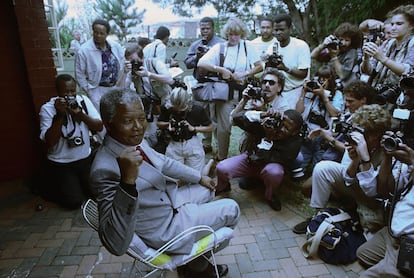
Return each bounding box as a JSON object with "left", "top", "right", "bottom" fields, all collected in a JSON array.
[
  {"left": 221, "top": 17, "right": 249, "bottom": 39},
  {"left": 164, "top": 87, "right": 193, "bottom": 111},
  {"left": 100, "top": 88, "right": 143, "bottom": 124}
]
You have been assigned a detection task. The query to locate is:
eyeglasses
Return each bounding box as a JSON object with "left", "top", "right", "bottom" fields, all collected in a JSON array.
[{"left": 262, "top": 79, "right": 277, "bottom": 86}]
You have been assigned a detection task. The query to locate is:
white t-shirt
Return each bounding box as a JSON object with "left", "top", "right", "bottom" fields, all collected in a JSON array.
[
  {"left": 39, "top": 95, "right": 101, "bottom": 163},
  {"left": 266, "top": 37, "right": 311, "bottom": 91},
  {"left": 199, "top": 39, "right": 260, "bottom": 74}
]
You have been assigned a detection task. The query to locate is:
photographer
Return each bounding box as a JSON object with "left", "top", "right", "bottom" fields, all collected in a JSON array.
[
  {"left": 361, "top": 4, "right": 414, "bottom": 107},
  {"left": 121, "top": 43, "right": 174, "bottom": 147},
  {"left": 215, "top": 109, "right": 303, "bottom": 211},
  {"left": 296, "top": 65, "right": 344, "bottom": 172},
  {"left": 311, "top": 22, "right": 362, "bottom": 87},
  {"left": 293, "top": 104, "right": 391, "bottom": 234},
  {"left": 197, "top": 17, "right": 262, "bottom": 162},
  {"left": 184, "top": 17, "right": 225, "bottom": 153},
  {"left": 39, "top": 74, "right": 103, "bottom": 209},
  {"left": 357, "top": 136, "right": 414, "bottom": 277},
  {"left": 264, "top": 14, "right": 311, "bottom": 110},
  {"left": 157, "top": 87, "right": 212, "bottom": 173}
]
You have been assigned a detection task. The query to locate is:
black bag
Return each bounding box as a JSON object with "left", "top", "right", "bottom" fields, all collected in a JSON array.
[{"left": 301, "top": 208, "right": 366, "bottom": 264}]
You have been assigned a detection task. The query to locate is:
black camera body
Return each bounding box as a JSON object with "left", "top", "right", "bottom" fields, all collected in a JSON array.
[
  {"left": 262, "top": 116, "right": 282, "bottom": 129},
  {"left": 366, "top": 27, "right": 385, "bottom": 43},
  {"left": 197, "top": 37, "right": 210, "bottom": 55},
  {"left": 400, "top": 72, "right": 414, "bottom": 92},
  {"left": 67, "top": 136, "right": 84, "bottom": 148},
  {"left": 383, "top": 134, "right": 403, "bottom": 152},
  {"left": 374, "top": 84, "right": 401, "bottom": 105},
  {"left": 265, "top": 43, "right": 283, "bottom": 68},
  {"left": 308, "top": 111, "right": 328, "bottom": 128},
  {"left": 131, "top": 60, "right": 143, "bottom": 75},
  {"left": 327, "top": 36, "right": 342, "bottom": 50},
  {"left": 64, "top": 95, "right": 79, "bottom": 109},
  {"left": 246, "top": 86, "right": 265, "bottom": 100},
  {"left": 170, "top": 119, "right": 187, "bottom": 137},
  {"left": 305, "top": 77, "right": 321, "bottom": 92},
  {"left": 171, "top": 78, "right": 187, "bottom": 89}
]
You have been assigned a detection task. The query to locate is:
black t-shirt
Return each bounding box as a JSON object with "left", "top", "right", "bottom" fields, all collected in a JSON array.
[{"left": 158, "top": 104, "right": 211, "bottom": 140}]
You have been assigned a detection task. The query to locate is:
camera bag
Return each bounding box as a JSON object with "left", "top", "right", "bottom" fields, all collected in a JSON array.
[{"left": 301, "top": 207, "right": 366, "bottom": 264}]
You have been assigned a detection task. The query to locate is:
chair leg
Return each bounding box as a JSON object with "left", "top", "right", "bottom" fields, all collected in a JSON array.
[{"left": 208, "top": 250, "right": 220, "bottom": 278}]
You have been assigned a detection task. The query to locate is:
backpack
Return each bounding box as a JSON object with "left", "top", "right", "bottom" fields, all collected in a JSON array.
[{"left": 301, "top": 208, "right": 366, "bottom": 264}]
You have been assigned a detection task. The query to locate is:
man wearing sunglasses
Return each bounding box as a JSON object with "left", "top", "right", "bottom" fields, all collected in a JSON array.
[{"left": 216, "top": 68, "right": 302, "bottom": 210}]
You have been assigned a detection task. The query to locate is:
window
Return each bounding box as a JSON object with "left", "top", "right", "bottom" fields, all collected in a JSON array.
[{"left": 44, "top": 0, "right": 64, "bottom": 71}]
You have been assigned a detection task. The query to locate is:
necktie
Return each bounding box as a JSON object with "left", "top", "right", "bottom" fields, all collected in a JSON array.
[{"left": 136, "top": 146, "right": 153, "bottom": 166}]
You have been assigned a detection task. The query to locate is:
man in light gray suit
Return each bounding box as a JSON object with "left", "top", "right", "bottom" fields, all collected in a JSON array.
[{"left": 90, "top": 88, "right": 239, "bottom": 277}]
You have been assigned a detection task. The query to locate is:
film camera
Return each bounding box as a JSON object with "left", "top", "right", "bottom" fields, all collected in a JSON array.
[
  {"left": 305, "top": 77, "right": 321, "bottom": 92},
  {"left": 131, "top": 60, "right": 143, "bottom": 76},
  {"left": 64, "top": 95, "right": 79, "bottom": 109},
  {"left": 366, "top": 27, "right": 385, "bottom": 43},
  {"left": 332, "top": 120, "right": 365, "bottom": 145},
  {"left": 245, "top": 79, "right": 265, "bottom": 100},
  {"left": 374, "top": 84, "right": 401, "bottom": 105},
  {"left": 265, "top": 43, "right": 283, "bottom": 68},
  {"left": 400, "top": 72, "right": 414, "bottom": 92},
  {"left": 326, "top": 36, "right": 342, "bottom": 50},
  {"left": 308, "top": 111, "right": 328, "bottom": 128},
  {"left": 383, "top": 133, "right": 403, "bottom": 152},
  {"left": 67, "top": 135, "right": 84, "bottom": 148},
  {"left": 262, "top": 115, "right": 283, "bottom": 129},
  {"left": 197, "top": 37, "right": 210, "bottom": 55},
  {"left": 170, "top": 119, "right": 187, "bottom": 137}
]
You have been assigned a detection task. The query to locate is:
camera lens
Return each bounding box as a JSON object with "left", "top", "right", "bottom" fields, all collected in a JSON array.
[{"left": 383, "top": 137, "right": 401, "bottom": 152}]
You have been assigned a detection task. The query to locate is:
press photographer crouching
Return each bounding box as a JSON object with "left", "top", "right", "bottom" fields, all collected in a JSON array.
[
  {"left": 215, "top": 109, "right": 303, "bottom": 211},
  {"left": 357, "top": 130, "right": 414, "bottom": 276},
  {"left": 293, "top": 104, "right": 391, "bottom": 235},
  {"left": 38, "top": 74, "right": 103, "bottom": 209},
  {"left": 296, "top": 65, "right": 344, "bottom": 173},
  {"left": 157, "top": 87, "right": 212, "bottom": 173}
]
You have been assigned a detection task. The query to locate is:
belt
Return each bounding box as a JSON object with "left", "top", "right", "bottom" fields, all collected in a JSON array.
[{"left": 99, "top": 82, "right": 115, "bottom": 87}]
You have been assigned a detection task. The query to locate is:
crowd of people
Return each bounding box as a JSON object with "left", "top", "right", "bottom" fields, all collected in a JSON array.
[{"left": 37, "top": 4, "right": 414, "bottom": 277}]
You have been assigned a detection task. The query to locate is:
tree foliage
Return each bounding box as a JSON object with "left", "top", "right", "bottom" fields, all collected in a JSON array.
[
  {"left": 155, "top": 0, "right": 407, "bottom": 46},
  {"left": 93, "top": 0, "right": 146, "bottom": 42}
]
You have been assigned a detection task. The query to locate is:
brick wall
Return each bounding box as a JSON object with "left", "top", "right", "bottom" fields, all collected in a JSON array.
[{"left": 0, "top": 0, "right": 56, "bottom": 182}]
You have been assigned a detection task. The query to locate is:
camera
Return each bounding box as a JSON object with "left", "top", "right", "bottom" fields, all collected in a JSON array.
[
  {"left": 197, "top": 37, "right": 210, "bottom": 55},
  {"left": 171, "top": 78, "right": 187, "bottom": 89},
  {"left": 335, "top": 77, "right": 344, "bottom": 91},
  {"left": 400, "top": 72, "right": 414, "bottom": 92},
  {"left": 246, "top": 86, "right": 265, "bottom": 100},
  {"left": 343, "top": 125, "right": 365, "bottom": 145},
  {"left": 67, "top": 136, "right": 84, "bottom": 148},
  {"left": 262, "top": 116, "right": 282, "bottom": 129},
  {"left": 383, "top": 133, "right": 403, "bottom": 152},
  {"left": 374, "top": 84, "right": 401, "bottom": 105},
  {"left": 131, "top": 60, "right": 143, "bottom": 75},
  {"left": 326, "top": 36, "right": 342, "bottom": 50},
  {"left": 170, "top": 119, "right": 187, "bottom": 137},
  {"left": 265, "top": 42, "right": 283, "bottom": 68},
  {"left": 64, "top": 95, "right": 79, "bottom": 109},
  {"left": 305, "top": 77, "right": 320, "bottom": 92},
  {"left": 366, "top": 27, "right": 385, "bottom": 43},
  {"left": 308, "top": 111, "right": 328, "bottom": 128}
]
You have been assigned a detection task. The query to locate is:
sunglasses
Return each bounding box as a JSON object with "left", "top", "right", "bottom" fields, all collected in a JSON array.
[{"left": 262, "top": 79, "right": 276, "bottom": 86}]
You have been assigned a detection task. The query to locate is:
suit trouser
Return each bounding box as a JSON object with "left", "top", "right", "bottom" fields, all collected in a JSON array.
[
  {"left": 358, "top": 227, "right": 404, "bottom": 277},
  {"left": 87, "top": 86, "right": 114, "bottom": 112},
  {"left": 281, "top": 86, "right": 302, "bottom": 110},
  {"left": 194, "top": 100, "right": 214, "bottom": 148}
]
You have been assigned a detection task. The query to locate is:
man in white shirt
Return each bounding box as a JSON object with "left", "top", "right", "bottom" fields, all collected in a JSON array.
[{"left": 265, "top": 14, "right": 311, "bottom": 109}]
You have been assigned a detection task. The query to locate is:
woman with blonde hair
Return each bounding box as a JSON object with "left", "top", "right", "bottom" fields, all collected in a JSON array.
[{"left": 197, "top": 17, "right": 263, "bottom": 161}]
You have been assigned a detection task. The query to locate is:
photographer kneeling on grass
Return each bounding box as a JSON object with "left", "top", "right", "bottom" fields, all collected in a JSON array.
[
  {"left": 293, "top": 104, "right": 391, "bottom": 235},
  {"left": 215, "top": 106, "right": 303, "bottom": 211}
]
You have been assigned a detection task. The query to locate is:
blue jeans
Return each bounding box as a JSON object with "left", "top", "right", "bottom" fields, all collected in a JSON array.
[{"left": 300, "top": 136, "right": 325, "bottom": 170}]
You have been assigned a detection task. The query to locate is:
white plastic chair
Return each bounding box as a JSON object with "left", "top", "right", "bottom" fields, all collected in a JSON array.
[{"left": 82, "top": 199, "right": 233, "bottom": 277}]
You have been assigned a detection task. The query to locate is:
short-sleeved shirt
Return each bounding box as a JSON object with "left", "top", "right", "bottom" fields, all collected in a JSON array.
[{"left": 266, "top": 37, "right": 311, "bottom": 91}]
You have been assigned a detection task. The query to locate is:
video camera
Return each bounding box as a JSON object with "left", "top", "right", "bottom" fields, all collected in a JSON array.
[
  {"left": 366, "top": 27, "right": 385, "bottom": 43},
  {"left": 326, "top": 36, "right": 342, "bottom": 50},
  {"left": 265, "top": 42, "right": 283, "bottom": 68},
  {"left": 64, "top": 95, "right": 79, "bottom": 110}
]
